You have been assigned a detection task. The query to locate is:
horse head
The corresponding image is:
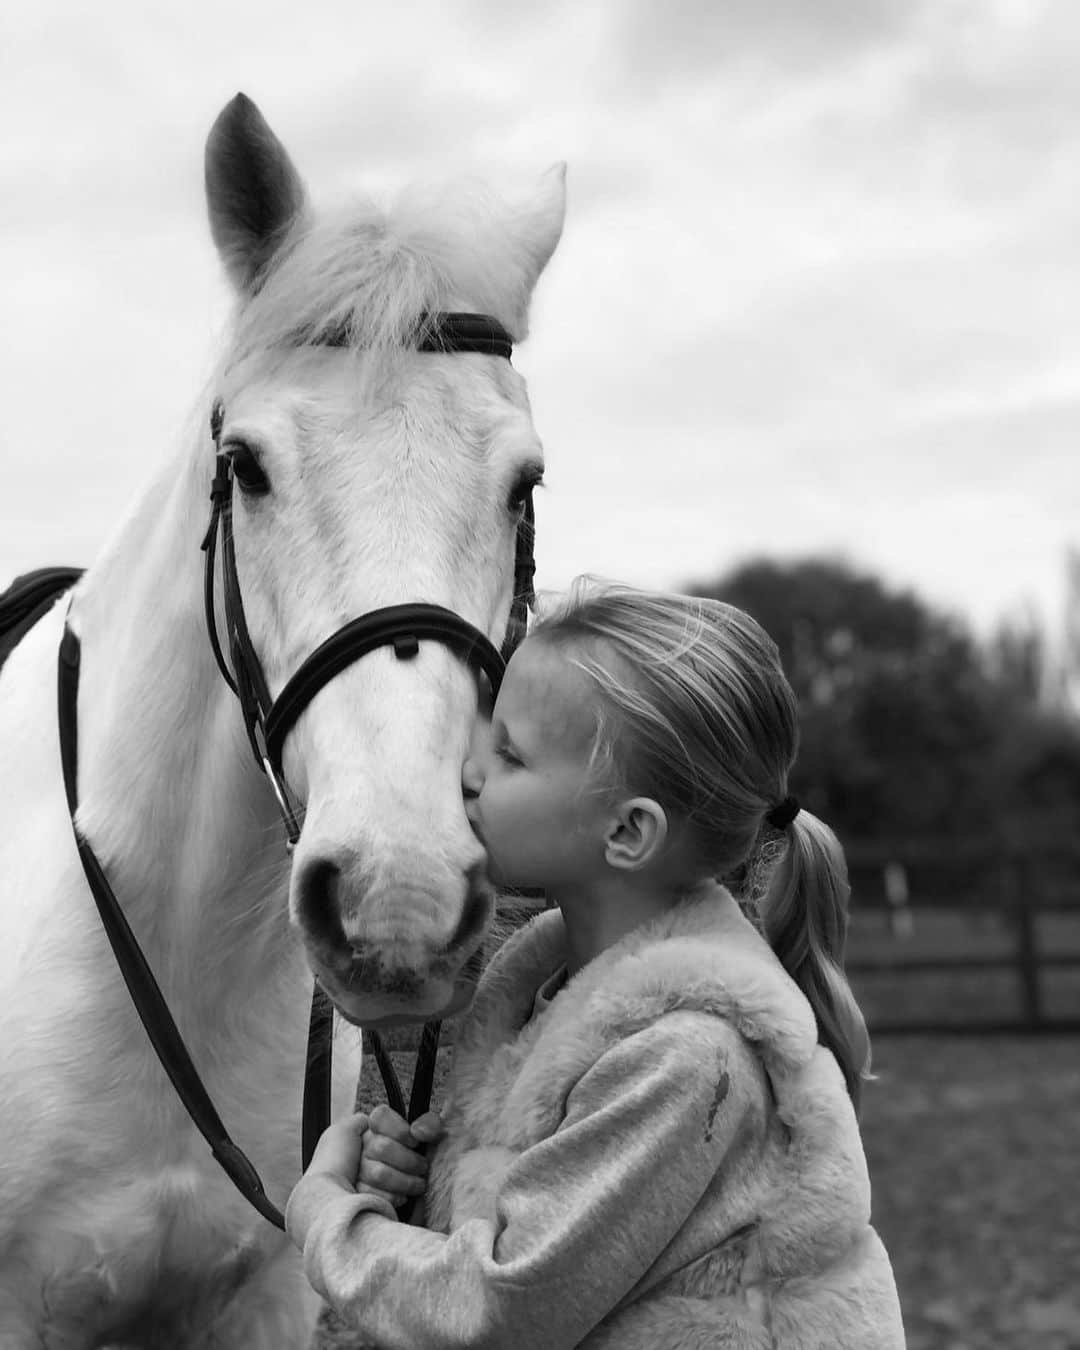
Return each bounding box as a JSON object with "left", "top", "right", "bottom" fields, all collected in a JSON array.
[{"left": 203, "top": 94, "right": 564, "bottom": 1028}]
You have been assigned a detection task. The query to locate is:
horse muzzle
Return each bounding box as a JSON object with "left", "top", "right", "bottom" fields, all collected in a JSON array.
[{"left": 291, "top": 853, "right": 493, "bottom": 1024}]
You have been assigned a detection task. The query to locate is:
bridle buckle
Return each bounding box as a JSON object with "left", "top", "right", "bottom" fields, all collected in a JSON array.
[
  {"left": 261, "top": 757, "right": 299, "bottom": 850},
  {"left": 392, "top": 634, "right": 420, "bottom": 660}
]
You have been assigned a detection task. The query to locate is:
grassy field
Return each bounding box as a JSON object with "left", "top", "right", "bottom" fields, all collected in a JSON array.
[
  {"left": 862, "top": 1035, "right": 1079, "bottom": 1350},
  {"left": 848, "top": 908, "right": 1080, "bottom": 1347}
]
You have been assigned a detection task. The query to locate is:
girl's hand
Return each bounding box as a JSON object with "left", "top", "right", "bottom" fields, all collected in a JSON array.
[
  {"left": 358, "top": 1104, "right": 446, "bottom": 1209},
  {"left": 287, "top": 1111, "right": 370, "bottom": 1252},
  {"left": 305, "top": 1111, "right": 370, "bottom": 1188}
]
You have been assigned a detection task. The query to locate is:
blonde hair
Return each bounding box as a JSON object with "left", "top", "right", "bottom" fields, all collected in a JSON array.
[{"left": 531, "top": 579, "right": 871, "bottom": 1108}]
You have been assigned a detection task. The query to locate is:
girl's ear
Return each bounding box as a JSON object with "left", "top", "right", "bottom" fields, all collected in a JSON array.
[{"left": 604, "top": 798, "right": 668, "bottom": 872}]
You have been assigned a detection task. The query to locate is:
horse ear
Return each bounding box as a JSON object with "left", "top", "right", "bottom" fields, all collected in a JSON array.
[
  {"left": 515, "top": 162, "right": 567, "bottom": 296},
  {"left": 205, "top": 93, "right": 308, "bottom": 294}
]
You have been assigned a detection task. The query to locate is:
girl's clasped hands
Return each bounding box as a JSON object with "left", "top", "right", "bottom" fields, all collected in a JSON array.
[{"left": 305, "top": 1104, "right": 445, "bottom": 1212}]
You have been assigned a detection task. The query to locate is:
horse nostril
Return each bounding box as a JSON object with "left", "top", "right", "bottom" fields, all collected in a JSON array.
[
  {"left": 445, "top": 884, "right": 490, "bottom": 955},
  {"left": 296, "top": 859, "right": 346, "bottom": 948}
]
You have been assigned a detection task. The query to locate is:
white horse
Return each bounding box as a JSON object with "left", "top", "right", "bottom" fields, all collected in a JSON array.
[{"left": 0, "top": 94, "right": 564, "bottom": 1349}]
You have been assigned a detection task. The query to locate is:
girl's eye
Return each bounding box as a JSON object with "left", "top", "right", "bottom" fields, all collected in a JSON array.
[
  {"left": 225, "top": 442, "right": 270, "bottom": 496},
  {"left": 495, "top": 744, "right": 522, "bottom": 767}
]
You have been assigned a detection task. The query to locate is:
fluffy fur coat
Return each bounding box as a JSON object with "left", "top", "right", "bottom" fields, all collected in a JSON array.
[{"left": 295, "top": 885, "right": 905, "bottom": 1348}]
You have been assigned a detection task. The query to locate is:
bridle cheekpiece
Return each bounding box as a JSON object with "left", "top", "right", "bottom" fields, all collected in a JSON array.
[{"left": 200, "top": 311, "right": 531, "bottom": 849}]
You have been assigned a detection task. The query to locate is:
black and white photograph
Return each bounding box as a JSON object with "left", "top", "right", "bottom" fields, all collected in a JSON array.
[{"left": 1, "top": 3, "right": 1077, "bottom": 1347}]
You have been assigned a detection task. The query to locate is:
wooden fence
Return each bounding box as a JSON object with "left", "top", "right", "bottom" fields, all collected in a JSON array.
[{"left": 844, "top": 838, "right": 1080, "bottom": 1035}]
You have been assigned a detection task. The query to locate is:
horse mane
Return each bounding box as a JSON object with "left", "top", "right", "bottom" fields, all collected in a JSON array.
[{"left": 227, "top": 178, "right": 538, "bottom": 368}]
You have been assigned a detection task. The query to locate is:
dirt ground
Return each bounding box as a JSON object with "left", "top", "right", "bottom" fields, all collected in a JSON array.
[{"left": 357, "top": 1032, "right": 1080, "bottom": 1350}]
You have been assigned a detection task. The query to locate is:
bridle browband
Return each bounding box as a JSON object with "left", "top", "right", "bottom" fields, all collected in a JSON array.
[{"left": 58, "top": 311, "right": 534, "bottom": 1229}]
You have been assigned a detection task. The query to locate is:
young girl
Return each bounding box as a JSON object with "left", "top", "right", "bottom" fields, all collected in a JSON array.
[{"left": 286, "top": 581, "right": 906, "bottom": 1348}]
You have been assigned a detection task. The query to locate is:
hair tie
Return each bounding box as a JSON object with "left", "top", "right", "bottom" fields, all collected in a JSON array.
[{"left": 766, "top": 795, "right": 800, "bottom": 829}]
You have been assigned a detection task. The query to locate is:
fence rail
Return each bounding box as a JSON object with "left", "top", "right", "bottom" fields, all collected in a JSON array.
[{"left": 845, "top": 841, "right": 1080, "bottom": 1034}]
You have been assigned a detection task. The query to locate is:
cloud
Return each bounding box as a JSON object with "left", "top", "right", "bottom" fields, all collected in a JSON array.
[
  {"left": 1, "top": 0, "right": 1077, "bottom": 655},
  {"left": 610, "top": 0, "right": 924, "bottom": 90}
]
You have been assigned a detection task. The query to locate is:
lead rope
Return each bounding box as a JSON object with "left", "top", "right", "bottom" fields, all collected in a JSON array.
[
  {"left": 57, "top": 624, "right": 317, "bottom": 1230},
  {"left": 364, "top": 1021, "right": 442, "bottom": 1222}
]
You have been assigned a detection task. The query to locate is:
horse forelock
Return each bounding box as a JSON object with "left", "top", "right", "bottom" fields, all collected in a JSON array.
[{"left": 224, "top": 177, "right": 539, "bottom": 372}]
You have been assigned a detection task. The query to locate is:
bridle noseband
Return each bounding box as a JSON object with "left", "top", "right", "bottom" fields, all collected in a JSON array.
[{"left": 58, "top": 312, "right": 536, "bottom": 1229}]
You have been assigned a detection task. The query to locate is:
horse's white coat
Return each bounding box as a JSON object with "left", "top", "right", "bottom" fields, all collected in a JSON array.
[{"left": 0, "top": 96, "right": 564, "bottom": 1348}]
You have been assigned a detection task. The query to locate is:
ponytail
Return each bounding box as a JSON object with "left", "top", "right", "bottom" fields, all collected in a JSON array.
[{"left": 761, "top": 810, "right": 871, "bottom": 1111}]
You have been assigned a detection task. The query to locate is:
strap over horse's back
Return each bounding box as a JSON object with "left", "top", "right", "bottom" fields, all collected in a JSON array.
[{"left": 0, "top": 567, "right": 84, "bottom": 675}]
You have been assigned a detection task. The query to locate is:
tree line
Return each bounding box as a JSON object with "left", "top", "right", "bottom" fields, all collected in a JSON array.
[{"left": 692, "top": 558, "right": 1080, "bottom": 873}]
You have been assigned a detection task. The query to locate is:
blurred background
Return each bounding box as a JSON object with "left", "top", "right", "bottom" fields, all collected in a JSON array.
[{"left": 4, "top": 2, "right": 1078, "bottom": 1346}]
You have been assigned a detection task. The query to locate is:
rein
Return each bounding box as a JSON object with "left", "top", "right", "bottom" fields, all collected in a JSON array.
[{"left": 57, "top": 311, "right": 535, "bottom": 1230}]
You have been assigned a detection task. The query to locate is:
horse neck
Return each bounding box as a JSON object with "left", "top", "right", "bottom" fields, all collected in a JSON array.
[{"left": 71, "top": 446, "right": 295, "bottom": 1009}]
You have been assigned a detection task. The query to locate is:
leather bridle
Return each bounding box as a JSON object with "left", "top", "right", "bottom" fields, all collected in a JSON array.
[{"left": 57, "top": 311, "right": 536, "bottom": 1229}]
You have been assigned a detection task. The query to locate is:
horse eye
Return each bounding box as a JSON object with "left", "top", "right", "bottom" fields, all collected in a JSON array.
[{"left": 225, "top": 442, "right": 270, "bottom": 496}]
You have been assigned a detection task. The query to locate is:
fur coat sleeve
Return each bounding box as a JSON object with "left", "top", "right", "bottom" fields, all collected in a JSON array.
[{"left": 289, "top": 1009, "right": 765, "bottom": 1350}]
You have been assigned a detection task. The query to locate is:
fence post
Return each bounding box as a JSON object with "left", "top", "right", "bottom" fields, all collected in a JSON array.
[{"left": 1004, "top": 853, "right": 1042, "bottom": 1030}]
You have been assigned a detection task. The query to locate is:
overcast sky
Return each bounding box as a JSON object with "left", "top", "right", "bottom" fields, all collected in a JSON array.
[{"left": 2, "top": 0, "right": 1077, "bottom": 648}]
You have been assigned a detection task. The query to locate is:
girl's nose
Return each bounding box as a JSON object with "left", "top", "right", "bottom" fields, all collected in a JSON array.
[
  {"left": 463, "top": 711, "right": 493, "bottom": 800},
  {"left": 462, "top": 753, "right": 484, "bottom": 800}
]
